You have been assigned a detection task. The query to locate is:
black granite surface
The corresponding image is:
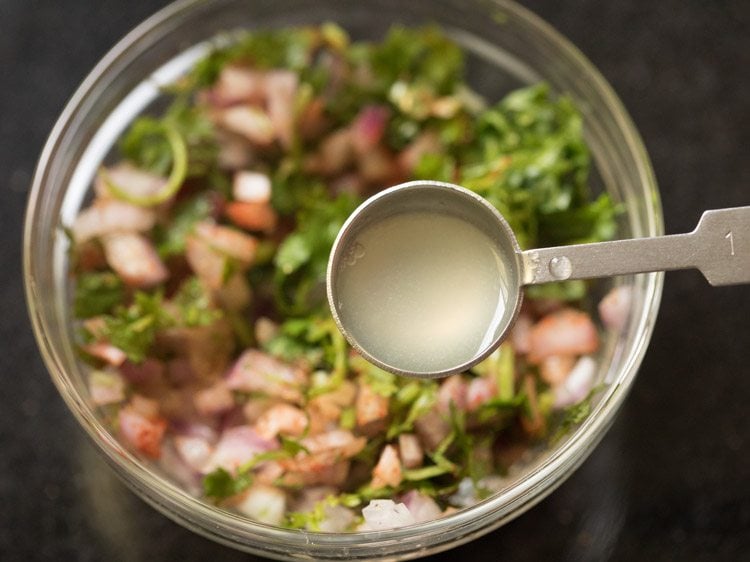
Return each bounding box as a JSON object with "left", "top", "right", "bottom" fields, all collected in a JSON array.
[{"left": 1, "top": 1, "right": 748, "bottom": 560}]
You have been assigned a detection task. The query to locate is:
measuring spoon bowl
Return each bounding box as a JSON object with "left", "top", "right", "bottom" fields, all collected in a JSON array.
[{"left": 327, "top": 180, "right": 525, "bottom": 378}]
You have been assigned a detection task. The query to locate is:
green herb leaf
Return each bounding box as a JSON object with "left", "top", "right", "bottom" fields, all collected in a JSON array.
[
  {"left": 461, "top": 83, "right": 617, "bottom": 250},
  {"left": 203, "top": 468, "right": 240, "bottom": 499},
  {"left": 97, "top": 290, "right": 173, "bottom": 363},
  {"left": 273, "top": 192, "right": 360, "bottom": 315},
  {"left": 73, "top": 272, "right": 125, "bottom": 319},
  {"left": 371, "top": 25, "right": 464, "bottom": 96},
  {"left": 550, "top": 385, "right": 603, "bottom": 444},
  {"left": 172, "top": 277, "right": 223, "bottom": 327},
  {"left": 204, "top": 445, "right": 302, "bottom": 500},
  {"left": 226, "top": 28, "right": 318, "bottom": 71},
  {"left": 403, "top": 464, "right": 453, "bottom": 481},
  {"left": 496, "top": 343, "right": 515, "bottom": 402},
  {"left": 265, "top": 315, "right": 346, "bottom": 379},
  {"left": 413, "top": 151, "right": 455, "bottom": 182},
  {"left": 203, "top": 467, "right": 256, "bottom": 500},
  {"left": 350, "top": 354, "right": 398, "bottom": 398},
  {"left": 280, "top": 435, "right": 310, "bottom": 456},
  {"left": 387, "top": 382, "right": 437, "bottom": 439},
  {"left": 283, "top": 493, "right": 346, "bottom": 531},
  {"left": 104, "top": 125, "right": 188, "bottom": 207},
  {"left": 339, "top": 406, "right": 356, "bottom": 430},
  {"left": 537, "top": 194, "right": 619, "bottom": 246},
  {"left": 120, "top": 100, "right": 218, "bottom": 179},
  {"left": 155, "top": 194, "right": 214, "bottom": 257},
  {"left": 274, "top": 233, "right": 311, "bottom": 276}
]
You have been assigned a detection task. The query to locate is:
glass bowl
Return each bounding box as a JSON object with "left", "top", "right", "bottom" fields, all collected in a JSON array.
[{"left": 23, "top": 0, "right": 663, "bottom": 559}]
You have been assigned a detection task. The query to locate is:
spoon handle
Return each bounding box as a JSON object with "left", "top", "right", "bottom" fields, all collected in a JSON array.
[{"left": 521, "top": 206, "right": 750, "bottom": 287}]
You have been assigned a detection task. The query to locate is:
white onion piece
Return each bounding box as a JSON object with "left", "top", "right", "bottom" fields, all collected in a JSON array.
[
  {"left": 219, "top": 105, "right": 275, "bottom": 145},
  {"left": 225, "top": 350, "right": 306, "bottom": 403},
  {"left": 194, "top": 221, "right": 257, "bottom": 264},
  {"left": 449, "top": 477, "right": 478, "bottom": 508},
  {"left": 400, "top": 491, "right": 441, "bottom": 523},
  {"left": 318, "top": 505, "right": 355, "bottom": 533},
  {"left": 360, "top": 499, "right": 415, "bottom": 531},
  {"left": 193, "top": 382, "right": 234, "bottom": 417},
  {"left": 509, "top": 312, "right": 533, "bottom": 355},
  {"left": 232, "top": 171, "right": 271, "bottom": 203},
  {"left": 554, "top": 356, "right": 597, "bottom": 408},
  {"left": 211, "top": 66, "right": 266, "bottom": 106},
  {"left": 88, "top": 369, "right": 125, "bottom": 406},
  {"left": 101, "top": 232, "right": 168, "bottom": 288},
  {"left": 598, "top": 286, "right": 633, "bottom": 332},
  {"left": 159, "top": 441, "right": 202, "bottom": 496},
  {"left": 95, "top": 162, "right": 167, "bottom": 200},
  {"left": 82, "top": 343, "right": 127, "bottom": 367},
  {"left": 397, "top": 433, "right": 423, "bottom": 469},
  {"left": 174, "top": 435, "right": 214, "bottom": 472},
  {"left": 235, "top": 485, "right": 286, "bottom": 525},
  {"left": 264, "top": 70, "right": 298, "bottom": 148},
  {"left": 72, "top": 200, "right": 155, "bottom": 244}
]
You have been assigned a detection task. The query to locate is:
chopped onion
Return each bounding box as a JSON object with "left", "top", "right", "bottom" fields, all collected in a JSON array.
[
  {"left": 95, "top": 162, "right": 167, "bottom": 201},
  {"left": 351, "top": 105, "right": 390, "bottom": 154},
  {"left": 360, "top": 499, "right": 415, "bottom": 531},
  {"left": 202, "top": 425, "right": 278, "bottom": 474},
  {"left": 554, "top": 356, "right": 597, "bottom": 408},
  {"left": 219, "top": 105, "right": 275, "bottom": 145},
  {"left": 88, "top": 369, "right": 125, "bottom": 406},
  {"left": 399, "top": 491, "right": 441, "bottom": 523},
  {"left": 598, "top": 286, "right": 633, "bottom": 331},
  {"left": 72, "top": 200, "right": 156, "bottom": 244},
  {"left": 210, "top": 65, "right": 266, "bottom": 106},
  {"left": 193, "top": 382, "right": 234, "bottom": 417},
  {"left": 232, "top": 171, "right": 271, "bottom": 203},
  {"left": 82, "top": 342, "right": 127, "bottom": 367},
  {"left": 174, "top": 434, "right": 214, "bottom": 472},
  {"left": 101, "top": 232, "right": 168, "bottom": 288},
  {"left": 234, "top": 485, "right": 286, "bottom": 525}
]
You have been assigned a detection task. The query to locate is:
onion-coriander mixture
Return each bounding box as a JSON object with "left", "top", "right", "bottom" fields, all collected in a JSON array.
[{"left": 70, "top": 24, "right": 630, "bottom": 531}]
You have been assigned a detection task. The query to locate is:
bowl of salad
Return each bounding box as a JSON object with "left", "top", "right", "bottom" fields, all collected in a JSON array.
[{"left": 23, "top": 0, "right": 663, "bottom": 559}]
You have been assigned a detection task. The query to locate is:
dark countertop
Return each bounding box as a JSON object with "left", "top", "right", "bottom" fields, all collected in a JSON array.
[{"left": 1, "top": 1, "right": 748, "bottom": 560}]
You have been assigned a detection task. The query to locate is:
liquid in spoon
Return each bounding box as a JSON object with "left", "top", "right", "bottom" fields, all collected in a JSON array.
[{"left": 335, "top": 210, "right": 510, "bottom": 374}]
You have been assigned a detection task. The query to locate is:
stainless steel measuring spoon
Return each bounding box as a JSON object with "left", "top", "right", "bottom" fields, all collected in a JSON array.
[{"left": 327, "top": 180, "right": 750, "bottom": 379}]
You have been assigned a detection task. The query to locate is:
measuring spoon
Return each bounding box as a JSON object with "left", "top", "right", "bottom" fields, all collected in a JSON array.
[{"left": 326, "top": 181, "right": 750, "bottom": 379}]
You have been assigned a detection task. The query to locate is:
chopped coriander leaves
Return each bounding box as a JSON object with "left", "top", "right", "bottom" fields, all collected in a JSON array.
[
  {"left": 273, "top": 193, "right": 360, "bottom": 315},
  {"left": 73, "top": 271, "right": 125, "bottom": 319},
  {"left": 155, "top": 194, "right": 214, "bottom": 257},
  {"left": 203, "top": 449, "right": 289, "bottom": 500},
  {"left": 172, "top": 277, "right": 223, "bottom": 327},
  {"left": 386, "top": 382, "right": 437, "bottom": 439},
  {"left": 462, "top": 83, "right": 617, "bottom": 250},
  {"left": 265, "top": 315, "right": 347, "bottom": 378},
  {"left": 370, "top": 25, "right": 464, "bottom": 96},
  {"left": 95, "top": 290, "right": 172, "bottom": 364},
  {"left": 120, "top": 101, "right": 216, "bottom": 179},
  {"left": 550, "top": 385, "right": 603, "bottom": 444},
  {"left": 203, "top": 467, "right": 253, "bottom": 500}
]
